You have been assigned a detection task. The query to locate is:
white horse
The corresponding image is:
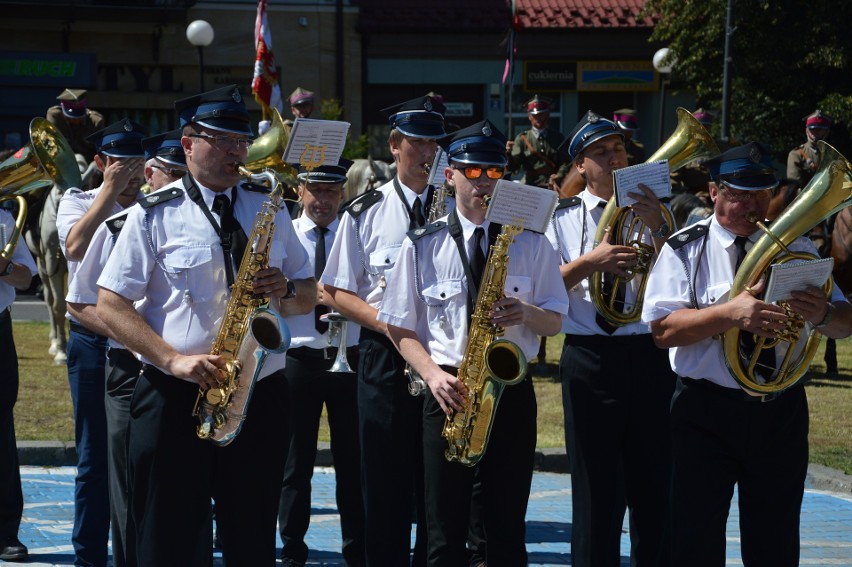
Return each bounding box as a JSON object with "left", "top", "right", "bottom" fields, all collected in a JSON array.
[{"left": 343, "top": 157, "right": 396, "bottom": 203}]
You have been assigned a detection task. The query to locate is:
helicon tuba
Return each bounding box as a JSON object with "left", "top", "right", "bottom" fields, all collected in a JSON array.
[
  {"left": 192, "top": 166, "right": 292, "bottom": 446},
  {"left": 590, "top": 107, "right": 720, "bottom": 327},
  {"left": 723, "top": 141, "right": 852, "bottom": 394},
  {"left": 0, "top": 117, "right": 82, "bottom": 260},
  {"left": 244, "top": 108, "right": 299, "bottom": 197}
]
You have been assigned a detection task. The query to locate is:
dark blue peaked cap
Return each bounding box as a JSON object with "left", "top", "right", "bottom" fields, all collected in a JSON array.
[
  {"left": 174, "top": 84, "right": 252, "bottom": 136},
  {"left": 86, "top": 119, "right": 147, "bottom": 158},
  {"left": 141, "top": 129, "right": 186, "bottom": 168},
  {"left": 438, "top": 120, "right": 508, "bottom": 167},
  {"left": 705, "top": 142, "right": 779, "bottom": 190}
]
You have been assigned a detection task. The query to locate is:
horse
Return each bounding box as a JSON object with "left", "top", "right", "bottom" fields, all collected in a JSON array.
[{"left": 343, "top": 157, "right": 396, "bottom": 202}]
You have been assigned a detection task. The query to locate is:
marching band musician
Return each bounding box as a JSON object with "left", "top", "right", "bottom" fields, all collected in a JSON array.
[
  {"left": 95, "top": 85, "right": 314, "bottom": 567},
  {"left": 57, "top": 118, "right": 148, "bottom": 567},
  {"left": 64, "top": 130, "right": 186, "bottom": 567},
  {"left": 379, "top": 120, "right": 568, "bottom": 566},
  {"left": 642, "top": 143, "right": 852, "bottom": 566},
  {"left": 321, "top": 94, "right": 446, "bottom": 566},
  {"left": 547, "top": 111, "right": 676, "bottom": 566},
  {"left": 278, "top": 159, "right": 365, "bottom": 567}
]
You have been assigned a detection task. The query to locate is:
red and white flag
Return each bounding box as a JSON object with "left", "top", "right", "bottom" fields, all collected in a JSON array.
[{"left": 252, "top": 0, "right": 283, "bottom": 117}]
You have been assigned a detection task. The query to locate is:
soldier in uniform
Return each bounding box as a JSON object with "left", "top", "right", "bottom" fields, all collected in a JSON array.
[
  {"left": 46, "top": 88, "right": 105, "bottom": 159},
  {"left": 787, "top": 110, "right": 832, "bottom": 190},
  {"left": 278, "top": 159, "right": 365, "bottom": 567},
  {"left": 643, "top": 142, "right": 852, "bottom": 566},
  {"left": 321, "top": 94, "right": 446, "bottom": 566},
  {"left": 506, "top": 95, "right": 570, "bottom": 190},
  {"left": 613, "top": 108, "right": 646, "bottom": 166},
  {"left": 289, "top": 88, "right": 315, "bottom": 119},
  {"left": 96, "top": 85, "right": 315, "bottom": 566},
  {"left": 380, "top": 120, "right": 568, "bottom": 566},
  {"left": 549, "top": 111, "right": 676, "bottom": 567}
]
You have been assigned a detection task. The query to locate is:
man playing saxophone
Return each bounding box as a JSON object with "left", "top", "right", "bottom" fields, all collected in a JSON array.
[
  {"left": 379, "top": 121, "right": 568, "bottom": 566},
  {"left": 642, "top": 142, "right": 852, "bottom": 566},
  {"left": 96, "top": 85, "right": 315, "bottom": 567}
]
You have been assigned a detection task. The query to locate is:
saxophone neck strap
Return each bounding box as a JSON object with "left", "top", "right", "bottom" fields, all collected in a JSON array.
[
  {"left": 448, "top": 208, "right": 481, "bottom": 316},
  {"left": 183, "top": 174, "right": 240, "bottom": 287}
]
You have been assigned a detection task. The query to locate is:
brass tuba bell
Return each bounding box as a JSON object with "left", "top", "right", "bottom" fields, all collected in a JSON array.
[
  {"left": 723, "top": 141, "right": 852, "bottom": 394},
  {"left": 590, "top": 107, "right": 721, "bottom": 327},
  {"left": 0, "top": 117, "right": 82, "bottom": 260},
  {"left": 243, "top": 107, "right": 299, "bottom": 196}
]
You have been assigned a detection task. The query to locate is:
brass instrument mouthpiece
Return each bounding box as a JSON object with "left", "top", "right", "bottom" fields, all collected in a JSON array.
[{"left": 423, "top": 162, "right": 432, "bottom": 175}]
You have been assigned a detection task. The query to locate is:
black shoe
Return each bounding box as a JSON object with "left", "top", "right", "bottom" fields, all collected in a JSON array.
[
  {"left": 0, "top": 537, "right": 28, "bottom": 562},
  {"left": 280, "top": 557, "right": 304, "bottom": 567}
]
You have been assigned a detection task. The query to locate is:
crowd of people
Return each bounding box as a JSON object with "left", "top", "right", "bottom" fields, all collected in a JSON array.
[{"left": 0, "top": 83, "right": 849, "bottom": 567}]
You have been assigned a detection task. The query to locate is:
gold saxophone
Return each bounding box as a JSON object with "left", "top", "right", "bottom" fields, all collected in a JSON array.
[
  {"left": 192, "top": 166, "right": 292, "bottom": 446},
  {"left": 443, "top": 223, "right": 527, "bottom": 466},
  {"left": 426, "top": 182, "right": 454, "bottom": 224}
]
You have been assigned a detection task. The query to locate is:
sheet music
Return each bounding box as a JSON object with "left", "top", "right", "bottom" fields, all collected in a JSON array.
[
  {"left": 282, "top": 118, "right": 351, "bottom": 169},
  {"left": 612, "top": 160, "right": 671, "bottom": 207},
  {"left": 763, "top": 257, "right": 834, "bottom": 304},
  {"left": 427, "top": 148, "right": 449, "bottom": 187},
  {"left": 486, "top": 180, "right": 558, "bottom": 234}
]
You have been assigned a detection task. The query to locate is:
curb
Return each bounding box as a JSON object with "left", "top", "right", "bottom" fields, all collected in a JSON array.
[{"left": 18, "top": 441, "right": 852, "bottom": 495}]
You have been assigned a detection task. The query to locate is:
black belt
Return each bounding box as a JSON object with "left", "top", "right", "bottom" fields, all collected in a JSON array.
[
  {"left": 288, "top": 345, "right": 358, "bottom": 361},
  {"left": 70, "top": 321, "right": 108, "bottom": 340},
  {"left": 680, "top": 377, "right": 779, "bottom": 403}
]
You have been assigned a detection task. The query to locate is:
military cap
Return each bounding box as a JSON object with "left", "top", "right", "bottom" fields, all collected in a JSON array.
[
  {"left": 174, "top": 84, "right": 252, "bottom": 136},
  {"left": 289, "top": 87, "right": 315, "bottom": 107},
  {"left": 56, "top": 88, "right": 88, "bottom": 118},
  {"left": 298, "top": 158, "right": 353, "bottom": 184},
  {"left": 705, "top": 142, "right": 779, "bottom": 191},
  {"left": 86, "top": 119, "right": 147, "bottom": 158},
  {"left": 381, "top": 95, "right": 446, "bottom": 139},
  {"left": 613, "top": 108, "right": 639, "bottom": 131},
  {"left": 692, "top": 107, "right": 715, "bottom": 128},
  {"left": 527, "top": 95, "right": 552, "bottom": 115},
  {"left": 438, "top": 119, "right": 507, "bottom": 167},
  {"left": 561, "top": 110, "right": 624, "bottom": 162},
  {"left": 141, "top": 129, "right": 186, "bottom": 168},
  {"left": 805, "top": 109, "right": 832, "bottom": 129}
]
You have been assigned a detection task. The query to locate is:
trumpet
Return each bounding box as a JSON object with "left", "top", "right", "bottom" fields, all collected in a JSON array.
[{"left": 320, "top": 312, "right": 354, "bottom": 373}]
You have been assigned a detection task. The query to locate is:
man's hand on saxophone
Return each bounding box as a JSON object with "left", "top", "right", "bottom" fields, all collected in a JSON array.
[{"left": 164, "top": 353, "right": 229, "bottom": 390}]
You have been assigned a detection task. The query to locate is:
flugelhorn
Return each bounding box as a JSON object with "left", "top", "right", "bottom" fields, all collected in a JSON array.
[
  {"left": 590, "top": 107, "right": 720, "bottom": 327},
  {"left": 723, "top": 141, "right": 852, "bottom": 394},
  {"left": 321, "top": 312, "right": 354, "bottom": 373}
]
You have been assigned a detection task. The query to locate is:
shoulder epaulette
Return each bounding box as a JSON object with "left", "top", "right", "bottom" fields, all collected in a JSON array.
[
  {"left": 105, "top": 213, "right": 129, "bottom": 235},
  {"left": 64, "top": 187, "right": 83, "bottom": 196},
  {"left": 667, "top": 224, "right": 708, "bottom": 250},
  {"left": 555, "top": 196, "right": 581, "bottom": 211},
  {"left": 345, "top": 189, "right": 382, "bottom": 218},
  {"left": 407, "top": 220, "right": 447, "bottom": 241},
  {"left": 240, "top": 181, "right": 271, "bottom": 194},
  {"left": 138, "top": 187, "right": 183, "bottom": 209}
]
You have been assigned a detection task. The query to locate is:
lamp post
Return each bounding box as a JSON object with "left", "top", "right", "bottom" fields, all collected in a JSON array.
[
  {"left": 186, "top": 20, "right": 214, "bottom": 92},
  {"left": 652, "top": 47, "right": 676, "bottom": 148}
]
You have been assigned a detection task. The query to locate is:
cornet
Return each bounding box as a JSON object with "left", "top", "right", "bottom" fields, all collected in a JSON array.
[{"left": 320, "top": 312, "right": 354, "bottom": 373}]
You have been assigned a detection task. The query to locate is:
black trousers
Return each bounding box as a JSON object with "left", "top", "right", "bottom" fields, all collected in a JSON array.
[
  {"left": 128, "top": 365, "right": 289, "bottom": 567},
  {"left": 560, "top": 333, "right": 676, "bottom": 567},
  {"left": 670, "top": 378, "right": 808, "bottom": 567},
  {"left": 278, "top": 346, "right": 365, "bottom": 566},
  {"left": 357, "top": 328, "right": 426, "bottom": 567},
  {"left": 0, "top": 311, "right": 23, "bottom": 543},
  {"left": 104, "top": 347, "right": 141, "bottom": 567},
  {"left": 422, "top": 374, "right": 536, "bottom": 567}
]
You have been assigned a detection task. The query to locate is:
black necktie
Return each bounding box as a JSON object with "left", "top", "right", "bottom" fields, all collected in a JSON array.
[
  {"left": 734, "top": 235, "right": 776, "bottom": 381},
  {"left": 734, "top": 235, "right": 749, "bottom": 272},
  {"left": 470, "top": 227, "right": 486, "bottom": 292},
  {"left": 412, "top": 196, "right": 426, "bottom": 228},
  {"left": 212, "top": 194, "right": 248, "bottom": 285},
  {"left": 314, "top": 226, "right": 329, "bottom": 334}
]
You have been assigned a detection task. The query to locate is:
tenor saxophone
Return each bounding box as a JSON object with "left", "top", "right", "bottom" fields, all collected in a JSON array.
[
  {"left": 443, "top": 223, "right": 527, "bottom": 466},
  {"left": 192, "top": 166, "right": 292, "bottom": 446}
]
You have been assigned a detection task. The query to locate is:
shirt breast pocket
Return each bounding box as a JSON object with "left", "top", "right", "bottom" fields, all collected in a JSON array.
[
  {"left": 162, "top": 245, "right": 216, "bottom": 304},
  {"left": 505, "top": 275, "right": 532, "bottom": 300},
  {"left": 369, "top": 244, "right": 401, "bottom": 271},
  {"left": 700, "top": 281, "right": 732, "bottom": 308},
  {"left": 422, "top": 279, "right": 464, "bottom": 304},
  {"left": 422, "top": 279, "right": 464, "bottom": 336}
]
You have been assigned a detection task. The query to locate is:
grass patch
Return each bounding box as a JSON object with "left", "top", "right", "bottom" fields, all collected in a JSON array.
[{"left": 14, "top": 321, "right": 852, "bottom": 474}]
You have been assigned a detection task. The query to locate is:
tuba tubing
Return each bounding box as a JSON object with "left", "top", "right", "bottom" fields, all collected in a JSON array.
[
  {"left": 590, "top": 107, "right": 720, "bottom": 327},
  {"left": 722, "top": 141, "right": 852, "bottom": 394}
]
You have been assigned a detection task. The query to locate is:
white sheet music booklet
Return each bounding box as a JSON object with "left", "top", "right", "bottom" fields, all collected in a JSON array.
[{"left": 486, "top": 180, "right": 558, "bottom": 234}]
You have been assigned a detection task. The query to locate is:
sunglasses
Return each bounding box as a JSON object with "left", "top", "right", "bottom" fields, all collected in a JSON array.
[{"left": 452, "top": 165, "right": 505, "bottom": 180}]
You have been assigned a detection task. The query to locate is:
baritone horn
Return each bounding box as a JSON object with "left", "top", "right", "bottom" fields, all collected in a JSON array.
[
  {"left": 321, "top": 312, "right": 354, "bottom": 373},
  {"left": 0, "top": 117, "right": 82, "bottom": 260},
  {"left": 590, "top": 107, "right": 721, "bottom": 327},
  {"left": 244, "top": 107, "right": 299, "bottom": 198},
  {"left": 723, "top": 141, "right": 852, "bottom": 394}
]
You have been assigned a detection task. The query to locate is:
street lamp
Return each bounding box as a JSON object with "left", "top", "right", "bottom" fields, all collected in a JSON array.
[
  {"left": 652, "top": 47, "right": 677, "bottom": 148},
  {"left": 186, "top": 20, "right": 214, "bottom": 92}
]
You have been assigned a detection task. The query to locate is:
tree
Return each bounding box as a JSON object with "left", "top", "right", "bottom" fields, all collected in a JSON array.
[{"left": 644, "top": 0, "right": 852, "bottom": 162}]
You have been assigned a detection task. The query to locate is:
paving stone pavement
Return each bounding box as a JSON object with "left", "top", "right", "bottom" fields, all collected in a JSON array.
[{"left": 12, "top": 466, "right": 852, "bottom": 566}]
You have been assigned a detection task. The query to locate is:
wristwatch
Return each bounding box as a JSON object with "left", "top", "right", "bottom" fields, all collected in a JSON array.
[
  {"left": 0, "top": 262, "right": 13, "bottom": 277},
  {"left": 651, "top": 221, "right": 671, "bottom": 238},
  {"left": 282, "top": 279, "right": 297, "bottom": 300},
  {"left": 815, "top": 302, "right": 835, "bottom": 329}
]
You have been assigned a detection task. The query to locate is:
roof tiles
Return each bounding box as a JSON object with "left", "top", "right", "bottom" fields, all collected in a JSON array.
[{"left": 517, "top": 0, "right": 656, "bottom": 29}]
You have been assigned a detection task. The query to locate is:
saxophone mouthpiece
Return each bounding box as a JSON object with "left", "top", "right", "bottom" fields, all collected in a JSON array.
[
  {"left": 746, "top": 212, "right": 759, "bottom": 224},
  {"left": 423, "top": 162, "right": 432, "bottom": 175}
]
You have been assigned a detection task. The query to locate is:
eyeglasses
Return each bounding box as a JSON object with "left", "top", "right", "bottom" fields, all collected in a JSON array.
[
  {"left": 452, "top": 165, "right": 505, "bottom": 180},
  {"left": 151, "top": 164, "right": 186, "bottom": 178},
  {"left": 189, "top": 133, "right": 253, "bottom": 150},
  {"left": 719, "top": 183, "right": 773, "bottom": 201}
]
